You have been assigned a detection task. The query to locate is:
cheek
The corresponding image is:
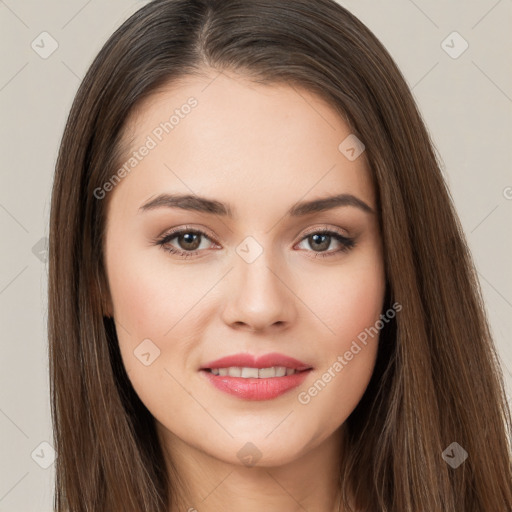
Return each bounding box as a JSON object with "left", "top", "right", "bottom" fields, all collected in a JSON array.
[
  {"left": 305, "top": 253, "right": 386, "bottom": 355},
  {"left": 106, "top": 239, "right": 204, "bottom": 340},
  {"left": 107, "top": 248, "right": 164, "bottom": 337},
  {"left": 105, "top": 251, "right": 197, "bottom": 416},
  {"left": 105, "top": 239, "right": 217, "bottom": 409},
  {"left": 289, "top": 255, "right": 385, "bottom": 427}
]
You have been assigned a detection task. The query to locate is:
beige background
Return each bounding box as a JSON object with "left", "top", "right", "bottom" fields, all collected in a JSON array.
[{"left": 0, "top": 0, "right": 511, "bottom": 510}]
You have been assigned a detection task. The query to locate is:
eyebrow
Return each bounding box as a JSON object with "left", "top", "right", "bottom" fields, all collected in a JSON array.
[{"left": 138, "top": 192, "right": 375, "bottom": 217}]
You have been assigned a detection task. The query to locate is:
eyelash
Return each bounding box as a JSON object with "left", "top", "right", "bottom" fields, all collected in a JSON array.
[{"left": 153, "top": 225, "right": 356, "bottom": 260}]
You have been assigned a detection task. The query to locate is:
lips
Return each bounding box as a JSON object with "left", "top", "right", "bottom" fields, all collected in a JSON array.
[
  {"left": 199, "top": 352, "right": 313, "bottom": 401},
  {"left": 200, "top": 352, "right": 312, "bottom": 372}
]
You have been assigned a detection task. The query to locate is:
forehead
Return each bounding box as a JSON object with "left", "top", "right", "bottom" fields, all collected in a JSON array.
[{"left": 110, "top": 71, "right": 375, "bottom": 219}]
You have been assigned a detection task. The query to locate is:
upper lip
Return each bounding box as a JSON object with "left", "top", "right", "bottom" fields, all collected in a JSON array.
[{"left": 200, "top": 352, "right": 313, "bottom": 371}]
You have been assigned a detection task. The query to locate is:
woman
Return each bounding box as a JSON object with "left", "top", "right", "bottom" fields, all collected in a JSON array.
[{"left": 48, "top": 0, "right": 512, "bottom": 510}]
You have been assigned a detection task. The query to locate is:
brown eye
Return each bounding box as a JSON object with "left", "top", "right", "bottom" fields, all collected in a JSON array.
[
  {"left": 307, "top": 233, "right": 331, "bottom": 251},
  {"left": 154, "top": 227, "right": 355, "bottom": 260},
  {"left": 296, "top": 230, "right": 355, "bottom": 258},
  {"left": 174, "top": 232, "right": 202, "bottom": 251},
  {"left": 156, "top": 228, "right": 215, "bottom": 257}
]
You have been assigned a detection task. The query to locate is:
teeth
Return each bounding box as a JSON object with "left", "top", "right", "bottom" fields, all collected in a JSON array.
[
  {"left": 258, "top": 367, "right": 276, "bottom": 378},
  {"left": 275, "top": 366, "right": 286, "bottom": 377},
  {"left": 228, "top": 367, "right": 241, "bottom": 377},
  {"left": 241, "top": 367, "right": 259, "bottom": 378},
  {"left": 208, "top": 366, "right": 298, "bottom": 378}
]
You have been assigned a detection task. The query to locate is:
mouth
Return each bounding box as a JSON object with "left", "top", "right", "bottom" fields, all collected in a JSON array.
[
  {"left": 199, "top": 353, "right": 313, "bottom": 400},
  {"left": 202, "top": 366, "right": 309, "bottom": 378}
]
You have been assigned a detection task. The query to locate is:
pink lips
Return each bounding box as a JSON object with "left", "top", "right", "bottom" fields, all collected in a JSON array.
[
  {"left": 200, "top": 352, "right": 312, "bottom": 371},
  {"left": 199, "top": 352, "right": 313, "bottom": 401}
]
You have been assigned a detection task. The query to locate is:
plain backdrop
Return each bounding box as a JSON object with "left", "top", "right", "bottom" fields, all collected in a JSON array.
[{"left": 0, "top": 0, "right": 511, "bottom": 510}]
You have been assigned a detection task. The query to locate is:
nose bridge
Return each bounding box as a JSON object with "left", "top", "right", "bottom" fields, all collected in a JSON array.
[
  {"left": 222, "top": 234, "right": 295, "bottom": 330},
  {"left": 237, "top": 235, "right": 287, "bottom": 302}
]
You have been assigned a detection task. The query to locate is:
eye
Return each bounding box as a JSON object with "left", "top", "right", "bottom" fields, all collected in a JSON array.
[
  {"left": 153, "top": 226, "right": 356, "bottom": 259},
  {"left": 295, "top": 229, "right": 356, "bottom": 259},
  {"left": 154, "top": 226, "right": 217, "bottom": 258}
]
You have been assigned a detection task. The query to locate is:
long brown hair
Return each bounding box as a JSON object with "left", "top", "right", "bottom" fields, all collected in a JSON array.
[{"left": 48, "top": 0, "right": 512, "bottom": 510}]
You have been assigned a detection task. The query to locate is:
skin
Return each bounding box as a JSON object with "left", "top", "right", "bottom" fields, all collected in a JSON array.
[{"left": 103, "top": 69, "right": 386, "bottom": 512}]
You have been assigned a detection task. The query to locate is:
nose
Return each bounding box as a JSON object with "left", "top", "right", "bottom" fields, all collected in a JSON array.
[{"left": 220, "top": 250, "right": 297, "bottom": 333}]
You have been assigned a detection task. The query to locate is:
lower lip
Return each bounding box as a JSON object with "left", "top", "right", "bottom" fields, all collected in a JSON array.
[{"left": 200, "top": 369, "right": 312, "bottom": 401}]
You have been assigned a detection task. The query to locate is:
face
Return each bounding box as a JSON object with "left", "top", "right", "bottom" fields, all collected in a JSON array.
[{"left": 103, "top": 70, "right": 386, "bottom": 467}]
